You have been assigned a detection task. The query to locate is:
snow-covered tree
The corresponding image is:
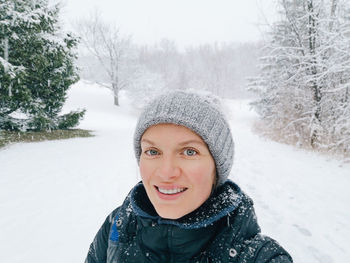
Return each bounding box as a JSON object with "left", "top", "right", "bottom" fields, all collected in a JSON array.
[
  {"left": 0, "top": 0, "right": 84, "bottom": 131},
  {"left": 126, "top": 65, "right": 165, "bottom": 109},
  {"left": 77, "top": 36, "right": 260, "bottom": 102},
  {"left": 185, "top": 43, "right": 255, "bottom": 97},
  {"left": 137, "top": 41, "right": 259, "bottom": 98},
  {"left": 77, "top": 13, "right": 132, "bottom": 106},
  {"left": 137, "top": 39, "right": 182, "bottom": 91},
  {"left": 250, "top": 0, "right": 350, "bottom": 155}
]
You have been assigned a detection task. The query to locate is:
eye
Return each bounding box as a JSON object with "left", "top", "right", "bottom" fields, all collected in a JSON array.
[
  {"left": 145, "top": 149, "right": 159, "bottom": 156},
  {"left": 183, "top": 148, "right": 198, "bottom": 156}
]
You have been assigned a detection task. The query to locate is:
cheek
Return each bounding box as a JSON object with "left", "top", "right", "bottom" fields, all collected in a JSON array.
[
  {"left": 139, "top": 159, "right": 153, "bottom": 181},
  {"left": 139, "top": 160, "right": 147, "bottom": 178},
  {"left": 187, "top": 162, "right": 215, "bottom": 187}
]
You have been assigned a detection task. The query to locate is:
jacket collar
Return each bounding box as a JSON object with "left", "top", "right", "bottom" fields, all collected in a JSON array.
[{"left": 130, "top": 180, "right": 243, "bottom": 229}]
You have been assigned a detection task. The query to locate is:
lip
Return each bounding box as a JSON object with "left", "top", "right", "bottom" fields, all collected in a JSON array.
[{"left": 154, "top": 185, "right": 187, "bottom": 200}]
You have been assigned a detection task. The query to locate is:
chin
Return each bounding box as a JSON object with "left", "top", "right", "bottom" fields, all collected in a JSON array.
[{"left": 156, "top": 208, "right": 186, "bottom": 220}]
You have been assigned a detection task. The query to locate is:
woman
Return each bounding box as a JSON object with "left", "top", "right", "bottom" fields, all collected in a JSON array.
[{"left": 85, "top": 91, "right": 293, "bottom": 263}]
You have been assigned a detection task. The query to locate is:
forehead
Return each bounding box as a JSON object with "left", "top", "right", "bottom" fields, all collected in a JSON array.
[{"left": 141, "top": 123, "right": 204, "bottom": 143}]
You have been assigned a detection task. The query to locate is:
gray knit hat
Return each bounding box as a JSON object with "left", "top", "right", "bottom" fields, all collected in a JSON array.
[{"left": 133, "top": 90, "right": 234, "bottom": 187}]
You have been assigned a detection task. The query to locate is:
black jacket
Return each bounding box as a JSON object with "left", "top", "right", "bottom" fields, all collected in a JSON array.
[{"left": 85, "top": 181, "right": 293, "bottom": 263}]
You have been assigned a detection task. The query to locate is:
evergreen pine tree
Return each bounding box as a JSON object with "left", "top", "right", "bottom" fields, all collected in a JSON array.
[{"left": 0, "top": 0, "right": 84, "bottom": 131}]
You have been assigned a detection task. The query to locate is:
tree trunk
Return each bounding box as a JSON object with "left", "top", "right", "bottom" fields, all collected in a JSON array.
[
  {"left": 310, "top": 85, "right": 322, "bottom": 148},
  {"left": 114, "top": 94, "right": 119, "bottom": 106},
  {"left": 308, "top": 0, "right": 322, "bottom": 148},
  {"left": 329, "top": 0, "right": 338, "bottom": 30},
  {"left": 112, "top": 83, "right": 119, "bottom": 106},
  {"left": 344, "top": 87, "right": 349, "bottom": 103}
]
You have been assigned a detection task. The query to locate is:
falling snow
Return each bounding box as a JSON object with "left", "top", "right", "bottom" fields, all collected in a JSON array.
[{"left": 0, "top": 82, "right": 349, "bottom": 263}]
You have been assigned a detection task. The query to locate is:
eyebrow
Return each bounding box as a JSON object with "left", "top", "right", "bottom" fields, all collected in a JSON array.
[{"left": 141, "top": 138, "right": 206, "bottom": 147}]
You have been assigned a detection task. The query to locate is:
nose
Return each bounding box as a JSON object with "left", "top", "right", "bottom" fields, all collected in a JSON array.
[{"left": 156, "top": 155, "right": 181, "bottom": 181}]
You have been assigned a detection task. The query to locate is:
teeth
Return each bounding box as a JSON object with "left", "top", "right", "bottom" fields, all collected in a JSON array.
[{"left": 158, "top": 187, "right": 185, "bottom": 195}]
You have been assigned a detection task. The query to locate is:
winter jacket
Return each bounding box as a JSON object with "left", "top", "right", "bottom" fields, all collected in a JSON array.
[{"left": 85, "top": 180, "right": 293, "bottom": 263}]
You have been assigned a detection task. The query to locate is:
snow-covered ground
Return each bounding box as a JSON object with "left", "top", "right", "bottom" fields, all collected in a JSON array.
[{"left": 1, "top": 81, "right": 349, "bottom": 263}]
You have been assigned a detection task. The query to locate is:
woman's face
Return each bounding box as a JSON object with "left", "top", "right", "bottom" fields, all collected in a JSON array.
[{"left": 140, "top": 123, "right": 216, "bottom": 219}]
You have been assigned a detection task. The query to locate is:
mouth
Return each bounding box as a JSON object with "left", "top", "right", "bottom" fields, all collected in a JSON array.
[{"left": 155, "top": 186, "right": 187, "bottom": 195}]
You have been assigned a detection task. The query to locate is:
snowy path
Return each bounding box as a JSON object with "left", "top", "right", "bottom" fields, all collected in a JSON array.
[
  {"left": 228, "top": 101, "right": 350, "bottom": 263},
  {"left": 1, "top": 82, "right": 349, "bottom": 263}
]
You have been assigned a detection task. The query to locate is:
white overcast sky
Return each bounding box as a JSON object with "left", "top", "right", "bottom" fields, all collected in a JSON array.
[{"left": 55, "top": 0, "right": 279, "bottom": 48}]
